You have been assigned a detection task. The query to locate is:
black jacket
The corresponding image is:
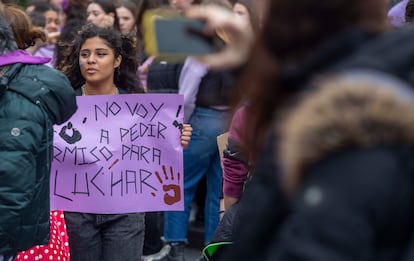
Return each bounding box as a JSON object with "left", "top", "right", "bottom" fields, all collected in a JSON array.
[{"left": 147, "top": 60, "right": 234, "bottom": 107}]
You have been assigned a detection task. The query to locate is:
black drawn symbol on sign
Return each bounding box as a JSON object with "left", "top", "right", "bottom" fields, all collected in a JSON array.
[
  {"left": 59, "top": 121, "right": 82, "bottom": 144},
  {"left": 82, "top": 117, "right": 87, "bottom": 124},
  {"left": 154, "top": 165, "right": 181, "bottom": 205},
  {"left": 172, "top": 105, "right": 183, "bottom": 131}
]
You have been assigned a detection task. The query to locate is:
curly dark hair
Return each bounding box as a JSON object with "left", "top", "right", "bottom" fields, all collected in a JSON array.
[{"left": 64, "top": 23, "right": 144, "bottom": 94}]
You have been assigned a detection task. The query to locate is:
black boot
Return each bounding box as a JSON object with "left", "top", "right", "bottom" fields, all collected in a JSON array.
[{"left": 159, "top": 242, "right": 185, "bottom": 261}]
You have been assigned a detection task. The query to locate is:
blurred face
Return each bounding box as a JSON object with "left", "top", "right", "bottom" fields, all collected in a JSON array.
[
  {"left": 44, "top": 10, "right": 60, "bottom": 33},
  {"left": 233, "top": 3, "right": 250, "bottom": 22},
  {"left": 169, "top": 0, "right": 193, "bottom": 10},
  {"left": 87, "top": 3, "right": 113, "bottom": 28},
  {"left": 79, "top": 36, "right": 121, "bottom": 86},
  {"left": 116, "top": 6, "right": 135, "bottom": 34}
]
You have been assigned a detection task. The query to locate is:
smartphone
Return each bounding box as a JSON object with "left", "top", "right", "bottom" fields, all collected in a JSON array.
[{"left": 143, "top": 9, "right": 221, "bottom": 62}]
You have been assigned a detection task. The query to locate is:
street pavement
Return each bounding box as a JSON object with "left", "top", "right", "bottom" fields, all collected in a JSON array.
[
  {"left": 185, "top": 218, "right": 205, "bottom": 260},
  {"left": 185, "top": 246, "right": 202, "bottom": 261}
]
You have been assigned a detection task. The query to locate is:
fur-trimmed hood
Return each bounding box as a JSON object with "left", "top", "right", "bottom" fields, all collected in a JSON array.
[{"left": 279, "top": 73, "right": 414, "bottom": 193}]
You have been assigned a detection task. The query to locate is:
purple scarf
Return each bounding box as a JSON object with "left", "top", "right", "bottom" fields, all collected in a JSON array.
[{"left": 0, "top": 50, "right": 51, "bottom": 67}]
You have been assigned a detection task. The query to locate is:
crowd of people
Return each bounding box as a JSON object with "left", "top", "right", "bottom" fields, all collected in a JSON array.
[{"left": 2, "top": 0, "right": 414, "bottom": 260}]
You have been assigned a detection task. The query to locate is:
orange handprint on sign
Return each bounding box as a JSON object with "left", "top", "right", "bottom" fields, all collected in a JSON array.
[{"left": 155, "top": 165, "right": 182, "bottom": 205}]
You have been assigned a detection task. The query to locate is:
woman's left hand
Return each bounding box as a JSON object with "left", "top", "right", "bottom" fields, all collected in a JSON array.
[{"left": 180, "top": 124, "right": 193, "bottom": 149}]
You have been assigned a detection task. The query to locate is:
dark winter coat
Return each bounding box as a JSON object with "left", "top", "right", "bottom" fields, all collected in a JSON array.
[
  {"left": 0, "top": 62, "right": 77, "bottom": 256},
  {"left": 271, "top": 76, "right": 414, "bottom": 260}
]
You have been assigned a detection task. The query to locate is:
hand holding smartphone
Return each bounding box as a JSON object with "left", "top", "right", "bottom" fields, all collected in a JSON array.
[
  {"left": 142, "top": 9, "right": 222, "bottom": 63},
  {"left": 184, "top": 5, "right": 255, "bottom": 70}
]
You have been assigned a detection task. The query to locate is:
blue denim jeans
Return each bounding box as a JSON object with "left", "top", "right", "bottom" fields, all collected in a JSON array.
[
  {"left": 65, "top": 212, "right": 145, "bottom": 261},
  {"left": 164, "top": 107, "right": 228, "bottom": 244}
]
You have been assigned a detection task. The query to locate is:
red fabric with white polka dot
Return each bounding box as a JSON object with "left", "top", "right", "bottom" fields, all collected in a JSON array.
[{"left": 14, "top": 211, "right": 70, "bottom": 261}]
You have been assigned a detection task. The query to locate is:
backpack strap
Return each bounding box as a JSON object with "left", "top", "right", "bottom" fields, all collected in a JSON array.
[
  {"left": 0, "top": 63, "right": 24, "bottom": 98},
  {"left": 0, "top": 63, "right": 41, "bottom": 105}
]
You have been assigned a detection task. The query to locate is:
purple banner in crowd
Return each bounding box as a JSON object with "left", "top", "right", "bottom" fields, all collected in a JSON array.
[{"left": 50, "top": 93, "right": 184, "bottom": 214}]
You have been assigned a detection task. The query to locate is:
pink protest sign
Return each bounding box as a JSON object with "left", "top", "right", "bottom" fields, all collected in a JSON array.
[{"left": 50, "top": 93, "right": 184, "bottom": 214}]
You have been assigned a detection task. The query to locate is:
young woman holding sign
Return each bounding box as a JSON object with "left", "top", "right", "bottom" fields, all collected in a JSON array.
[{"left": 61, "top": 23, "right": 192, "bottom": 261}]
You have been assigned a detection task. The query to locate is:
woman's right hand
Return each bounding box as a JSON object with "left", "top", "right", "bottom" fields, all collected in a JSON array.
[
  {"left": 185, "top": 5, "right": 254, "bottom": 70},
  {"left": 180, "top": 124, "right": 193, "bottom": 149}
]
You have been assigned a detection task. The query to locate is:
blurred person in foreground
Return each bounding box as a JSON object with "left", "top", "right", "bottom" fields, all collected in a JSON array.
[
  {"left": 2, "top": 5, "right": 74, "bottom": 260},
  {"left": 187, "top": 0, "right": 414, "bottom": 260},
  {"left": 0, "top": 6, "right": 77, "bottom": 260},
  {"left": 199, "top": 1, "right": 267, "bottom": 259}
]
